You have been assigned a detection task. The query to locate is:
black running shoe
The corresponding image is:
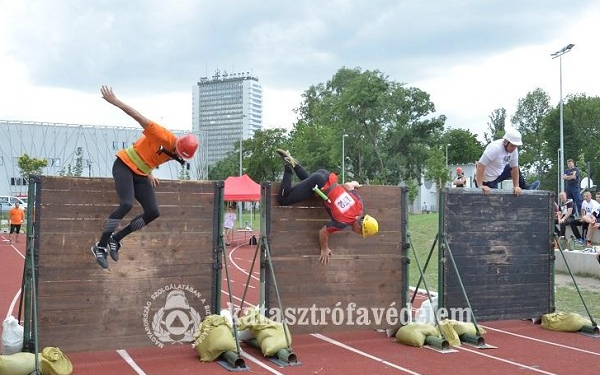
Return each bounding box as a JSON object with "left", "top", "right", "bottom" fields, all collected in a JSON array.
[
  {"left": 91, "top": 243, "right": 108, "bottom": 269},
  {"left": 108, "top": 235, "right": 122, "bottom": 262}
]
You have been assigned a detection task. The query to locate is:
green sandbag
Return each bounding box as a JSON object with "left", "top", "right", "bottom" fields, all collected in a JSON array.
[
  {"left": 541, "top": 312, "right": 591, "bottom": 332},
  {"left": 0, "top": 352, "right": 36, "bottom": 375},
  {"left": 193, "top": 315, "right": 237, "bottom": 362},
  {"left": 395, "top": 323, "right": 439, "bottom": 347}
]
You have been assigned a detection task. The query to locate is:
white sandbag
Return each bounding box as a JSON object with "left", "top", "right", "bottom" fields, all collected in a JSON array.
[
  {"left": 2, "top": 316, "right": 24, "bottom": 355},
  {"left": 416, "top": 296, "right": 438, "bottom": 324}
]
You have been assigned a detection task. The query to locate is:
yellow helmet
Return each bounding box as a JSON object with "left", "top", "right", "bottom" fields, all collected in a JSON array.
[{"left": 361, "top": 215, "right": 379, "bottom": 238}]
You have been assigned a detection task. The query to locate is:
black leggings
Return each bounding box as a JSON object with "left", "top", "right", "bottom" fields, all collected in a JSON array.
[
  {"left": 278, "top": 165, "right": 330, "bottom": 205},
  {"left": 98, "top": 158, "right": 160, "bottom": 246}
]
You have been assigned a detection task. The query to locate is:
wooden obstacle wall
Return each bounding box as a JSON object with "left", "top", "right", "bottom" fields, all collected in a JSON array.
[
  {"left": 441, "top": 188, "right": 554, "bottom": 321},
  {"left": 35, "top": 176, "right": 217, "bottom": 352},
  {"left": 265, "top": 183, "right": 408, "bottom": 334}
]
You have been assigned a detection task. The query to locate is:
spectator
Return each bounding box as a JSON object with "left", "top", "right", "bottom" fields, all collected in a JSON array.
[
  {"left": 579, "top": 191, "right": 600, "bottom": 247},
  {"left": 8, "top": 202, "right": 25, "bottom": 243},
  {"left": 563, "top": 159, "right": 583, "bottom": 216},
  {"left": 223, "top": 205, "right": 236, "bottom": 246},
  {"left": 556, "top": 192, "right": 582, "bottom": 246},
  {"left": 422, "top": 202, "right": 428, "bottom": 214},
  {"left": 453, "top": 167, "right": 467, "bottom": 187},
  {"left": 474, "top": 126, "right": 540, "bottom": 195}
]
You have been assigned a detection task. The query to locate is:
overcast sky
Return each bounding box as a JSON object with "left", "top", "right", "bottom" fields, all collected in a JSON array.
[{"left": 1, "top": 0, "right": 599, "bottom": 140}]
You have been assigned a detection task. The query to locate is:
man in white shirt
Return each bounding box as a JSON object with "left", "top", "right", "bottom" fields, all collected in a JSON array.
[
  {"left": 580, "top": 190, "right": 600, "bottom": 246},
  {"left": 475, "top": 126, "right": 540, "bottom": 196}
]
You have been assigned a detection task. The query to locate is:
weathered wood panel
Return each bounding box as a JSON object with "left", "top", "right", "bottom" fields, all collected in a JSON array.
[
  {"left": 441, "top": 188, "right": 554, "bottom": 321},
  {"left": 36, "top": 176, "right": 217, "bottom": 352},
  {"left": 265, "top": 183, "right": 408, "bottom": 334}
]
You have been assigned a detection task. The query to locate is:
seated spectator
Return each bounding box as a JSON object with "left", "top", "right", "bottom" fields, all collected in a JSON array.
[
  {"left": 579, "top": 191, "right": 600, "bottom": 246},
  {"left": 555, "top": 192, "right": 582, "bottom": 246}
]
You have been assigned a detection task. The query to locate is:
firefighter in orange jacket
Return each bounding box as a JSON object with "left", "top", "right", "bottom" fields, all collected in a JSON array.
[
  {"left": 91, "top": 85, "right": 199, "bottom": 268},
  {"left": 275, "top": 149, "right": 379, "bottom": 265}
]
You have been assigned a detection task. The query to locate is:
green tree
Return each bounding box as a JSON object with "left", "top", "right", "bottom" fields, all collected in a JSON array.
[
  {"left": 511, "top": 88, "right": 551, "bottom": 180},
  {"left": 178, "top": 164, "right": 191, "bottom": 180},
  {"left": 424, "top": 147, "right": 451, "bottom": 193},
  {"left": 73, "top": 147, "right": 84, "bottom": 177},
  {"left": 294, "top": 67, "right": 444, "bottom": 185},
  {"left": 208, "top": 128, "right": 290, "bottom": 183},
  {"left": 17, "top": 154, "right": 48, "bottom": 180},
  {"left": 542, "top": 94, "right": 600, "bottom": 192},
  {"left": 483, "top": 108, "right": 506, "bottom": 144},
  {"left": 444, "top": 128, "right": 484, "bottom": 165}
]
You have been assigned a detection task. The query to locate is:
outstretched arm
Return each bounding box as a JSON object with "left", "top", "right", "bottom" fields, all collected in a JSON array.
[
  {"left": 101, "top": 85, "right": 152, "bottom": 130},
  {"left": 318, "top": 226, "right": 333, "bottom": 265}
]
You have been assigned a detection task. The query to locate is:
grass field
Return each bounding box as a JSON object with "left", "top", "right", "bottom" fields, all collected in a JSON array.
[{"left": 407, "top": 212, "right": 600, "bottom": 319}]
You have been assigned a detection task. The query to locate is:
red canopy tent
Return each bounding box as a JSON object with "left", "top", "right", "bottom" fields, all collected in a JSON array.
[{"left": 224, "top": 174, "right": 260, "bottom": 201}]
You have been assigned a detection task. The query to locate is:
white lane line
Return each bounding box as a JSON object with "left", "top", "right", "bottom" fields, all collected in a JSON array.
[
  {"left": 116, "top": 349, "right": 147, "bottom": 375},
  {"left": 240, "top": 351, "right": 286, "bottom": 375},
  {"left": 229, "top": 246, "right": 260, "bottom": 281},
  {"left": 482, "top": 325, "right": 600, "bottom": 356},
  {"left": 221, "top": 289, "right": 257, "bottom": 308},
  {"left": 5, "top": 242, "right": 25, "bottom": 320},
  {"left": 311, "top": 333, "right": 423, "bottom": 375},
  {"left": 457, "top": 346, "right": 561, "bottom": 375},
  {"left": 6, "top": 289, "right": 22, "bottom": 320}
]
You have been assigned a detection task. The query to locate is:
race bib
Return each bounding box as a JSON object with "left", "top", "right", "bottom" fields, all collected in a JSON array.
[{"left": 334, "top": 191, "right": 355, "bottom": 213}]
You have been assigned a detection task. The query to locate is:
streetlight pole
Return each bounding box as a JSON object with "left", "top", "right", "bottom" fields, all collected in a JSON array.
[
  {"left": 342, "top": 134, "right": 348, "bottom": 183},
  {"left": 551, "top": 43, "right": 575, "bottom": 193},
  {"left": 445, "top": 143, "right": 450, "bottom": 187}
]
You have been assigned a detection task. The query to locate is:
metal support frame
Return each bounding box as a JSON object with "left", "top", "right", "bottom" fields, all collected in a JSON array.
[{"left": 19, "top": 175, "right": 42, "bottom": 374}]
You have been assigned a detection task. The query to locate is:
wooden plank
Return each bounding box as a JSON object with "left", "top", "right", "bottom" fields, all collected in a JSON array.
[
  {"left": 35, "top": 177, "right": 218, "bottom": 352},
  {"left": 265, "top": 184, "right": 408, "bottom": 334},
  {"left": 441, "top": 189, "right": 554, "bottom": 321}
]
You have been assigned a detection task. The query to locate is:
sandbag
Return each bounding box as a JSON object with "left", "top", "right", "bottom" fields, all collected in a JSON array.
[
  {"left": 452, "top": 321, "right": 485, "bottom": 336},
  {"left": 39, "top": 347, "right": 73, "bottom": 375},
  {"left": 238, "top": 309, "right": 291, "bottom": 356},
  {"left": 541, "top": 312, "right": 591, "bottom": 332},
  {"left": 2, "top": 316, "right": 24, "bottom": 355},
  {"left": 437, "top": 320, "right": 461, "bottom": 347},
  {"left": 0, "top": 352, "right": 36, "bottom": 375},
  {"left": 193, "top": 315, "right": 237, "bottom": 362},
  {"left": 394, "top": 323, "right": 439, "bottom": 347},
  {"left": 416, "top": 297, "right": 438, "bottom": 324}
]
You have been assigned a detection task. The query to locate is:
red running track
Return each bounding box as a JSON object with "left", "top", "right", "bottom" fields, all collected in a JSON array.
[{"left": 2, "top": 231, "right": 599, "bottom": 374}]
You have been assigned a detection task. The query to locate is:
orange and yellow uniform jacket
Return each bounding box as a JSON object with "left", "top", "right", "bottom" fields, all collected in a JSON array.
[{"left": 116, "top": 122, "right": 178, "bottom": 176}]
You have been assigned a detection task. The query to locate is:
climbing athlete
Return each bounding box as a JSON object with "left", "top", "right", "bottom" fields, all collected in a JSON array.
[
  {"left": 276, "top": 149, "right": 379, "bottom": 265},
  {"left": 91, "top": 85, "right": 199, "bottom": 268}
]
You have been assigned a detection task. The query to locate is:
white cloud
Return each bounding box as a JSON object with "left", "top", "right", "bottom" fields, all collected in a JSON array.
[{"left": 0, "top": 0, "right": 599, "bottom": 141}]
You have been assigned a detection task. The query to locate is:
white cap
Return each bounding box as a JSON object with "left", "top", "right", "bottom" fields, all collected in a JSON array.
[{"left": 503, "top": 126, "right": 522, "bottom": 146}]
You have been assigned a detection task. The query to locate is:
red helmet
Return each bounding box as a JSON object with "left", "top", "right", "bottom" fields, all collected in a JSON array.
[
  {"left": 456, "top": 167, "right": 463, "bottom": 173},
  {"left": 175, "top": 134, "right": 199, "bottom": 159}
]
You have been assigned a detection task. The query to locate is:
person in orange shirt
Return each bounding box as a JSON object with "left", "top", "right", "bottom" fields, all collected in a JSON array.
[
  {"left": 8, "top": 202, "right": 25, "bottom": 243},
  {"left": 91, "top": 85, "right": 199, "bottom": 269}
]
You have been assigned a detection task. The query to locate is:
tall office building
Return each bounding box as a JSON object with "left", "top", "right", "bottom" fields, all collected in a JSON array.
[{"left": 192, "top": 69, "right": 263, "bottom": 179}]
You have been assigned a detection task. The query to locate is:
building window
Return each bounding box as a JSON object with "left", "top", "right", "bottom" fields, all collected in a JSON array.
[
  {"left": 0, "top": 156, "right": 3, "bottom": 166},
  {"left": 10, "top": 177, "right": 28, "bottom": 186},
  {"left": 50, "top": 158, "right": 61, "bottom": 167},
  {"left": 113, "top": 141, "right": 119, "bottom": 150}
]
